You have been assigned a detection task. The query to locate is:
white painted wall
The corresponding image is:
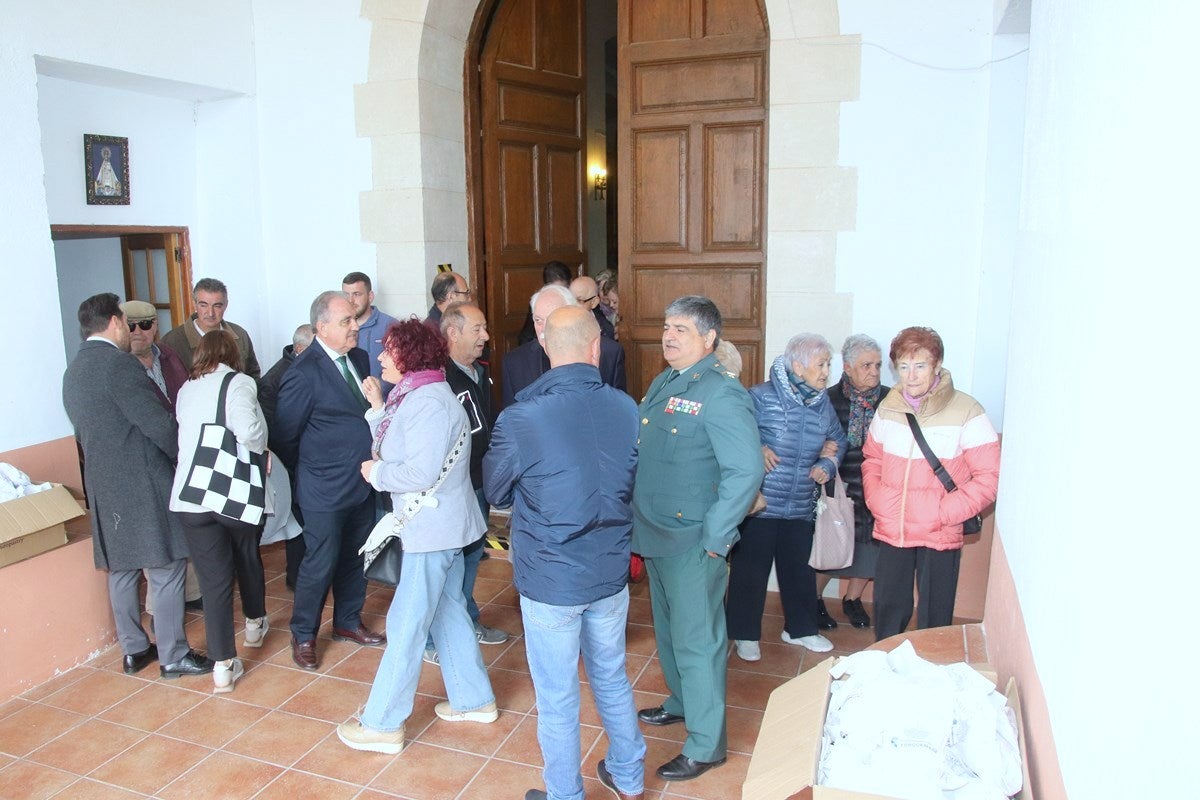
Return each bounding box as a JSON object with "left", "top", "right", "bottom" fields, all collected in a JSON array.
[
  {"left": 37, "top": 77, "right": 200, "bottom": 226},
  {"left": 0, "top": 0, "right": 254, "bottom": 452},
  {"left": 1002, "top": 3, "right": 1199, "bottom": 797},
  {"left": 53, "top": 239, "right": 124, "bottom": 363},
  {"left": 837, "top": 1, "right": 1005, "bottom": 413},
  {"left": 252, "top": 0, "right": 376, "bottom": 359}
]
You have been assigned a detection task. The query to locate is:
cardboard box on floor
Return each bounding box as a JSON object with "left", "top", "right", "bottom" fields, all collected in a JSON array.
[
  {"left": 0, "top": 484, "right": 85, "bottom": 568},
  {"left": 743, "top": 656, "right": 1032, "bottom": 800}
]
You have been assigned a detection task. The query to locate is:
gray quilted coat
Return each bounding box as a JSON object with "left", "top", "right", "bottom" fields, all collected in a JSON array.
[{"left": 62, "top": 340, "right": 189, "bottom": 571}]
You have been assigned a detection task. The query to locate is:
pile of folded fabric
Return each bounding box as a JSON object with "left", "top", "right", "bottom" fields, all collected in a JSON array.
[{"left": 819, "top": 640, "right": 1023, "bottom": 800}]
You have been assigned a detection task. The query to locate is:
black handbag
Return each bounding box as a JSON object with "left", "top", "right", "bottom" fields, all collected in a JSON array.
[
  {"left": 904, "top": 413, "right": 983, "bottom": 535},
  {"left": 178, "top": 372, "right": 267, "bottom": 524},
  {"left": 363, "top": 514, "right": 403, "bottom": 586}
]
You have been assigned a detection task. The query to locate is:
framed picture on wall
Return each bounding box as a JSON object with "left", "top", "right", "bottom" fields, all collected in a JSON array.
[{"left": 84, "top": 134, "right": 130, "bottom": 205}]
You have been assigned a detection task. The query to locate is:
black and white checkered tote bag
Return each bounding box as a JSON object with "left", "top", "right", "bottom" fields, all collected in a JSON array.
[{"left": 178, "top": 372, "right": 267, "bottom": 524}]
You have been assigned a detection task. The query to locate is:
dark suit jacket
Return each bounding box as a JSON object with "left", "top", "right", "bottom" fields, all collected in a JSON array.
[
  {"left": 445, "top": 358, "right": 493, "bottom": 489},
  {"left": 500, "top": 336, "right": 626, "bottom": 408},
  {"left": 62, "top": 340, "right": 187, "bottom": 571},
  {"left": 269, "top": 344, "right": 373, "bottom": 512}
]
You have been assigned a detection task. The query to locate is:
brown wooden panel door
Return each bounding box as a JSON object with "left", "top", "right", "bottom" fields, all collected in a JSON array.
[
  {"left": 120, "top": 232, "right": 191, "bottom": 329},
  {"left": 619, "top": 0, "right": 768, "bottom": 395},
  {"left": 480, "top": 0, "right": 587, "bottom": 397}
]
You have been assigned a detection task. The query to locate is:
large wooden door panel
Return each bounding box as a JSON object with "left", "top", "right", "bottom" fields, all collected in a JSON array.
[
  {"left": 479, "top": 0, "right": 586, "bottom": 404},
  {"left": 620, "top": 0, "right": 768, "bottom": 394}
]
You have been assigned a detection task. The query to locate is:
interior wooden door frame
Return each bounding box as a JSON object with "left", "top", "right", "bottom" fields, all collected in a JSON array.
[{"left": 50, "top": 224, "right": 195, "bottom": 322}]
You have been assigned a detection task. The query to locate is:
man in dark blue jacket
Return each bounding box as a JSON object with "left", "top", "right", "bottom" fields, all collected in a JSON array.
[
  {"left": 484, "top": 306, "right": 646, "bottom": 800},
  {"left": 270, "top": 291, "right": 385, "bottom": 670}
]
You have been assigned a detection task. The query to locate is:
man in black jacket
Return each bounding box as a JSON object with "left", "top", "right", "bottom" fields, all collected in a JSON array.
[{"left": 429, "top": 302, "right": 510, "bottom": 662}]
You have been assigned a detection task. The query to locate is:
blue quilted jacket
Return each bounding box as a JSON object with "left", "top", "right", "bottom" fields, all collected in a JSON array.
[{"left": 748, "top": 356, "right": 848, "bottom": 521}]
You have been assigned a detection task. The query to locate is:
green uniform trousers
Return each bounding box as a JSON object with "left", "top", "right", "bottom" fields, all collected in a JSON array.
[{"left": 646, "top": 546, "right": 728, "bottom": 762}]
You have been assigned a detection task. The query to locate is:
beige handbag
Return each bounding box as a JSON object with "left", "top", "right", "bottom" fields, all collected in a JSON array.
[{"left": 809, "top": 475, "right": 855, "bottom": 570}]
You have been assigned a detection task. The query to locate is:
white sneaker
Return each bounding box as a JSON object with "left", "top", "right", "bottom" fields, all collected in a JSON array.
[
  {"left": 244, "top": 616, "right": 269, "bottom": 648},
  {"left": 434, "top": 700, "right": 498, "bottom": 723},
  {"left": 475, "top": 623, "right": 510, "bottom": 645},
  {"left": 423, "top": 648, "right": 440, "bottom": 666},
  {"left": 780, "top": 631, "right": 833, "bottom": 652},
  {"left": 212, "top": 658, "right": 244, "bottom": 694},
  {"left": 337, "top": 720, "right": 404, "bottom": 754},
  {"left": 734, "top": 640, "right": 761, "bottom": 662}
]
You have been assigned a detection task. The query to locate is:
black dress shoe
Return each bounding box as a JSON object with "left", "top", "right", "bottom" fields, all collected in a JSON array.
[
  {"left": 655, "top": 753, "right": 726, "bottom": 781},
  {"left": 843, "top": 597, "right": 871, "bottom": 628},
  {"left": 160, "top": 649, "right": 215, "bottom": 678},
  {"left": 816, "top": 598, "right": 839, "bottom": 630},
  {"left": 185, "top": 598, "right": 204, "bottom": 612},
  {"left": 637, "top": 706, "right": 685, "bottom": 726},
  {"left": 123, "top": 644, "right": 157, "bottom": 675}
]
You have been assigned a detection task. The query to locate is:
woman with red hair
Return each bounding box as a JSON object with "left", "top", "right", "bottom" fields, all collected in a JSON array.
[
  {"left": 861, "top": 327, "right": 1000, "bottom": 641},
  {"left": 338, "top": 318, "right": 496, "bottom": 754}
]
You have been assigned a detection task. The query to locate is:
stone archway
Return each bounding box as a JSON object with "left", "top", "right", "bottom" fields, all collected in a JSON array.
[{"left": 355, "top": 0, "right": 860, "bottom": 376}]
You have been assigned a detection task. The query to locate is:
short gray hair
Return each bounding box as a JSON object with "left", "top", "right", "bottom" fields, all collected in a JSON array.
[
  {"left": 664, "top": 295, "right": 722, "bottom": 342},
  {"left": 193, "top": 277, "right": 228, "bottom": 298},
  {"left": 310, "top": 290, "right": 350, "bottom": 327},
  {"left": 529, "top": 283, "right": 577, "bottom": 312},
  {"left": 292, "top": 324, "right": 315, "bottom": 349},
  {"left": 784, "top": 332, "right": 832, "bottom": 369},
  {"left": 841, "top": 333, "right": 882, "bottom": 365}
]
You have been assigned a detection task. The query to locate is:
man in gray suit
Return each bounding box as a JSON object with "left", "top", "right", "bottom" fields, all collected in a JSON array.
[{"left": 62, "top": 293, "right": 213, "bottom": 679}]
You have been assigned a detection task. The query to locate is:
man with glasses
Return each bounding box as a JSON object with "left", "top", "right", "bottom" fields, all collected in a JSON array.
[
  {"left": 424, "top": 270, "right": 472, "bottom": 328},
  {"left": 570, "top": 274, "right": 615, "bottom": 340},
  {"left": 120, "top": 300, "right": 188, "bottom": 409},
  {"left": 120, "top": 299, "right": 205, "bottom": 611},
  {"left": 162, "top": 277, "right": 262, "bottom": 379}
]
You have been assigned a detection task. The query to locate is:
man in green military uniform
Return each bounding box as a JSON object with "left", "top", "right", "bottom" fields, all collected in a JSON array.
[{"left": 632, "top": 295, "right": 764, "bottom": 782}]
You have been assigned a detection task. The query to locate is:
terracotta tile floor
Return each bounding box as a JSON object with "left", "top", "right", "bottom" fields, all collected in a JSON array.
[{"left": 0, "top": 540, "right": 970, "bottom": 800}]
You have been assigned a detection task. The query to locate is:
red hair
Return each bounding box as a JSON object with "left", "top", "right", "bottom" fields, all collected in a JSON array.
[
  {"left": 382, "top": 317, "right": 447, "bottom": 373},
  {"left": 889, "top": 326, "right": 944, "bottom": 365}
]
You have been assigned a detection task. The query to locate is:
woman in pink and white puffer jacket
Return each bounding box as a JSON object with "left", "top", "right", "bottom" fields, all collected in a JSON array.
[{"left": 861, "top": 327, "right": 1000, "bottom": 642}]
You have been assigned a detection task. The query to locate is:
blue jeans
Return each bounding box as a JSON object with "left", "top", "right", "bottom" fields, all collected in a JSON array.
[
  {"left": 521, "top": 586, "right": 645, "bottom": 800},
  {"left": 362, "top": 548, "right": 494, "bottom": 732},
  {"left": 428, "top": 489, "right": 487, "bottom": 649}
]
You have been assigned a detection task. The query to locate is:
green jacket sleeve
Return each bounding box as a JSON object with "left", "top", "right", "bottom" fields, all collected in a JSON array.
[{"left": 699, "top": 381, "right": 764, "bottom": 555}]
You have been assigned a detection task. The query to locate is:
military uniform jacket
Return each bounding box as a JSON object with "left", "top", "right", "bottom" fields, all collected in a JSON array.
[{"left": 631, "top": 352, "right": 764, "bottom": 558}]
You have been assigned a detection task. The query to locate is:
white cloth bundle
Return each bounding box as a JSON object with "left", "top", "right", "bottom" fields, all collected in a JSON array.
[{"left": 819, "top": 640, "right": 1023, "bottom": 800}]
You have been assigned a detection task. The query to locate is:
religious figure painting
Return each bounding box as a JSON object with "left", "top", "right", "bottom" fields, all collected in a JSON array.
[{"left": 84, "top": 134, "right": 130, "bottom": 205}]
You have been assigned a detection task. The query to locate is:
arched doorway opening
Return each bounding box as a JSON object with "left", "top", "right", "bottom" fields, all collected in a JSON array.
[{"left": 463, "top": 0, "right": 769, "bottom": 400}]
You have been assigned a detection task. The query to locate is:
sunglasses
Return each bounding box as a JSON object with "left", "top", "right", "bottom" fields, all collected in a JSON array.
[{"left": 127, "top": 320, "right": 154, "bottom": 332}]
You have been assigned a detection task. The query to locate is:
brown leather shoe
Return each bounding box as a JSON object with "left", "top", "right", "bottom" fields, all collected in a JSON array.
[
  {"left": 332, "top": 624, "right": 386, "bottom": 646},
  {"left": 597, "top": 758, "right": 644, "bottom": 799},
  {"left": 291, "top": 637, "right": 318, "bottom": 670}
]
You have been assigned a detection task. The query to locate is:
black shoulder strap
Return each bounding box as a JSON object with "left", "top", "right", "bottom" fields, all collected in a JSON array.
[
  {"left": 215, "top": 371, "right": 236, "bottom": 427},
  {"left": 905, "top": 412, "right": 958, "bottom": 494}
]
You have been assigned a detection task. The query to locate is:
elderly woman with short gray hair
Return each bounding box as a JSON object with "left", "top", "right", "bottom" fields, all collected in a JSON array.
[
  {"left": 726, "top": 333, "right": 847, "bottom": 661},
  {"left": 814, "top": 334, "right": 888, "bottom": 630}
]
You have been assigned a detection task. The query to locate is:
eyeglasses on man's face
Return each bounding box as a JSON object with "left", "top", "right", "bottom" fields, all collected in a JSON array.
[{"left": 127, "top": 320, "right": 154, "bottom": 332}]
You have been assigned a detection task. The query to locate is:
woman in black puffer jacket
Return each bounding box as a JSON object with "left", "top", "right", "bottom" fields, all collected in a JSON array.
[{"left": 816, "top": 334, "right": 888, "bottom": 630}]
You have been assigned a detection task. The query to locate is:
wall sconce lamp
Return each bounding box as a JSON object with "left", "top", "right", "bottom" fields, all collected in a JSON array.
[{"left": 592, "top": 167, "right": 607, "bottom": 201}]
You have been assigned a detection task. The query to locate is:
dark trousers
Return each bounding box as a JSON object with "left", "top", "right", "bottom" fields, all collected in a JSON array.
[
  {"left": 285, "top": 534, "right": 305, "bottom": 589},
  {"left": 177, "top": 511, "right": 267, "bottom": 661},
  {"left": 290, "top": 497, "right": 374, "bottom": 641},
  {"left": 726, "top": 516, "right": 819, "bottom": 640},
  {"left": 873, "top": 541, "right": 962, "bottom": 642}
]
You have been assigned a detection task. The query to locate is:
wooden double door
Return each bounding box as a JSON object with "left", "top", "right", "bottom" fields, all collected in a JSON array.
[{"left": 473, "top": 0, "right": 768, "bottom": 399}]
